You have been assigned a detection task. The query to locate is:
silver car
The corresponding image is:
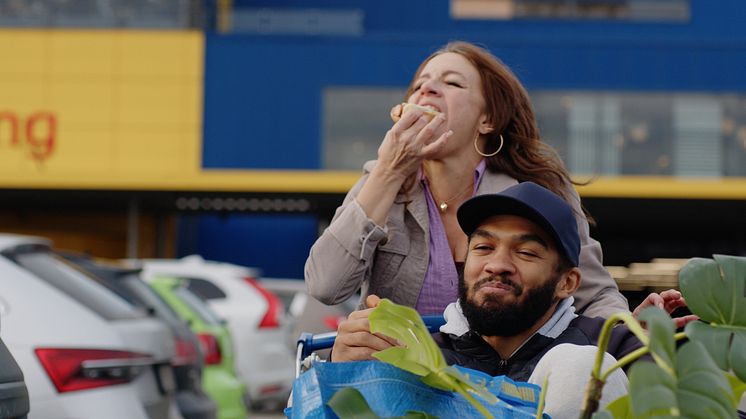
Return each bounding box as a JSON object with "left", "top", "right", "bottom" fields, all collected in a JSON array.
[{"left": 0, "top": 234, "right": 179, "bottom": 419}]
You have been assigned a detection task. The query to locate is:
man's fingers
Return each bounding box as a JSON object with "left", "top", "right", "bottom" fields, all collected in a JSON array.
[
  {"left": 373, "top": 332, "right": 401, "bottom": 347},
  {"left": 366, "top": 294, "right": 381, "bottom": 308},
  {"left": 337, "top": 331, "right": 395, "bottom": 351},
  {"left": 332, "top": 346, "right": 378, "bottom": 362},
  {"left": 346, "top": 308, "right": 375, "bottom": 322}
]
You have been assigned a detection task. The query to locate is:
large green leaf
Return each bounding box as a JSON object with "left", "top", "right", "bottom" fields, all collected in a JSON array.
[
  {"left": 675, "top": 342, "right": 736, "bottom": 418},
  {"left": 369, "top": 299, "right": 446, "bottom": 372},
  {"left": 726, "top": 372, "right": 746, "bottom": 405},
  {"left": 328, "top": 387, "right": 381, "bottom": 419},
  {"left": 328, "top": 387, "right": 440, "bottom": 419},
  {"left": 625, "top": 342, "right": 737, "bottom": 419},
  {"left": 368, "top": 299, "right": 499, "bottom": 417},
  {"left": 637, "top": 307, "right": 676, "bottom": 371},
  {"left": 628, "top": 361, "right": 678, "bottom": 418},
  {"left": 680, "top": 255, "right": 746, "bottom": 382},
  {"left": 595, "top": 395, "right": 632, "bottom": 419}
]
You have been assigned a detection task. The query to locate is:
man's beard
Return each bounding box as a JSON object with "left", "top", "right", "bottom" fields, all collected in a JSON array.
[{"left": 458, "top": 273, "right": 560, "bottom": 337}]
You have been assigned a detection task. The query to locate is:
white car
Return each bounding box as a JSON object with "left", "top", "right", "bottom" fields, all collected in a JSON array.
[
  {"left": 0, "top": 234, "right": 181, "bottom": 419},
  {"left": 259, "top": 277, "right": 358, "bottom": 349},
  {"left": 0, "top": 235, "right": 150, "bottom": 419},
  {"left": 134, "top": 255, "right": 296, "bottom": 409}
]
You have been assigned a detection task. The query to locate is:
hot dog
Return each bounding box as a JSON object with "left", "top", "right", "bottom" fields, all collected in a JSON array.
[{"left": 390, "top": 103, "right": 441, "bottom": 123}]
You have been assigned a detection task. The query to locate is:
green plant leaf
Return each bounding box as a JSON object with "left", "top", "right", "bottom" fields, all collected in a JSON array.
[
  {"left": 680, "top": 255, "right": 746, "bottom": 382},
  {"left": 328, "top": 387, "right": 382, "bottom": 419},
  {"left": 676, "top": 341, "right": 737, "bottom": 418},
  {"left": 596, "top": 395, "right": 632, "bottom": 419},
  {"left": 628, "top": 360, "right": 679, "bottom": 418},
  {"left": 725, "top": 372, "right": 746, "bottom": 404},
  {"left": 369, "top": 299, "right": 446, "bottom": 371},
  {"left": 373, "top": 347, "right": 433, "bottom": 378},
  {"left": 626, "top": 341, "right": 737, "bottom": 419},
  {"left": 328, "top": 387, "right": 441, "bottom": 419},
  {"left": 368, "top": 299, "right": 499, "bottom": 417},
  {"left": 637, "top": 307, "right": 676, "bottom": 372}
]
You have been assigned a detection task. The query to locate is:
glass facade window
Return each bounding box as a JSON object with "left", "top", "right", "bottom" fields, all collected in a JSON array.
[
  {"left": 451, "top": 0, "right": 690, "bottom": 21},
  {"left": 323, "top": 87, "right": 406, "bottom": 171},
  {"left": 0, "top": 0, "right": 199, "bottom": 28},
  {"left": 323, "top": 87, "right": 746, "bottom": 177}
]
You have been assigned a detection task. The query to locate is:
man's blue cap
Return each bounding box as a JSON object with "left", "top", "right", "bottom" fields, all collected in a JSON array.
[{"left": 457, "top": 182, "right": 580, "bottom": 267}]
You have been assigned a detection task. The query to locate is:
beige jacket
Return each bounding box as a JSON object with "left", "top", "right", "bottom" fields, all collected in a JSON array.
[{"left": 305, "top": 161, "right": 629, "bottom": 318}]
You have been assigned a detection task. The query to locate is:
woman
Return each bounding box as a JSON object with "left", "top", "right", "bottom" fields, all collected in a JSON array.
[{"left": 305, "top": 41, "right": 628, "bottom": 317}]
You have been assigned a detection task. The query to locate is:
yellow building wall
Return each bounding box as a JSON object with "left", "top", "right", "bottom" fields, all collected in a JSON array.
[
  {"left": 0, "top": 29, "right": 203, "bottom": 183},
  {"left": 0, "top": 29, "right": 744, "bottom": 200}
]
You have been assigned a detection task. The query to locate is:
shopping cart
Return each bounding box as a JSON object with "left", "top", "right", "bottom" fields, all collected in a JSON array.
[{"left": 295, "top": 315, "right": 446, "bottom": 378}]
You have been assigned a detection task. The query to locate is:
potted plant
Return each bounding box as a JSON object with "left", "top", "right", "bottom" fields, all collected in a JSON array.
[{"left": 582, "top": 254, "right": 746, "bottom": 418}]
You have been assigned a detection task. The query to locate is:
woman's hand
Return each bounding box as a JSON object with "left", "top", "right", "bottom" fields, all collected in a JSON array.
[
  {"left": 355, "top": 108, "right": 453, "bottom": 225},
  {"left": 376, "top": 106, "right": 452, "bottom": 182},
  {"left": 330, "top": 295, "right": 400, "bottom": 362},
  {"left": 632, "top": 289, "right": 699, "bottom": 329}
]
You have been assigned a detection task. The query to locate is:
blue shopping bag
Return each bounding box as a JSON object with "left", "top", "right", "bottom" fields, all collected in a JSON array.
[{"left": 286, "top": 360, "right": 547, "bottom": 419}]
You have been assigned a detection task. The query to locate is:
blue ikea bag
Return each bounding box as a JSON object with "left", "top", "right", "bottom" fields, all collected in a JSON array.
[{"left": 285, "top": 360, "right": 547, "bottom": 418}]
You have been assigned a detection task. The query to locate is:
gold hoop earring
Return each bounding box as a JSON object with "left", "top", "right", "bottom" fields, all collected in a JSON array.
[{"left": 474, "top": 134, "right": 504, "bottom": 157}]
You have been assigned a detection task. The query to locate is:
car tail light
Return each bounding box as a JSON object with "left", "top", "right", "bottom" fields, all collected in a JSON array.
[
  {"left": 197, "top": 333, "right": 222, "bottom": 365},
  {"left": 35, "top": 348, "right": 153, "bottom": 393},
  {"left": 172, "top": 337, "right": 200, "bottom": 366},
  {"left": 244, "top": 277, "right": 282, "bottom": 329},
  {"left": 323, "top": 315, "right": 344, "bottom": 331},
  {"left": 259, "top": 384, "right": 284, "bottom": 396}
]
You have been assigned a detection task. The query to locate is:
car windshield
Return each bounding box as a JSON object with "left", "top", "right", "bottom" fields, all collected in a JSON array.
[
  {"left": 8, "top": 247, "right": 143, "bottom": 321},
  {"left": 174, "top": 286, "right": 224, "bottom": 326}
]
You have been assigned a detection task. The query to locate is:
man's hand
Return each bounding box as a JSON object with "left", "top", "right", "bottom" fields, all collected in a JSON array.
[
  {"left": 330, "top": 295, "right": 400, "bottom": 362},
  {"left": 632, "top": 289, "right": 699, "bottom": 329}
]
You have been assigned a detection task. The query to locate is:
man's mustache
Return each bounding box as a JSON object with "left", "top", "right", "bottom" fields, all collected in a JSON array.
[{"left": 472, "top": 274, "right": 522, "bottom": 296}]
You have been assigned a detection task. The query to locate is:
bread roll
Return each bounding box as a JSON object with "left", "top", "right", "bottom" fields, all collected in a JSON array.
[{"left": 390, "top": 103, "right": 441, "bottom": 123}]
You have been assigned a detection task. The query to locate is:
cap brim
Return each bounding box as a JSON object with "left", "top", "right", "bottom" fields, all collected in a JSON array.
[{"left": 457, "top": 195, "right": 560, "bottom": 250}]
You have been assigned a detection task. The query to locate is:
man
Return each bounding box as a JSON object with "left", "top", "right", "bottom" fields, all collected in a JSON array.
[{"left": 332, "top": 182, "right": 642, "bottom": 417}]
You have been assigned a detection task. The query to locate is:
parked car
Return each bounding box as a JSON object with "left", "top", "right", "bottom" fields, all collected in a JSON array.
[
  {"left": 0, "top": 235, "right": 150, "bottom": 419},
  {"left": 148, "top": 276, "right": 249, "bottom": 419},
  {"left": 63, "top": 254, "right": 217, "bottom": 419},
  {"left": 259, "top": 277, "right": 358, "bottom": 349},
  {"left": 0, "top": 324, "right": 29, "bottom": 419},
  {"left": 0, "top": 234, "right": 178, "bottom": 419},
  {"left": 133, "top": 256, "right": 295, "bottom": 409}
]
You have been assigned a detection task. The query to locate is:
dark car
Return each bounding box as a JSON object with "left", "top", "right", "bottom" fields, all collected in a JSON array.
[
  {"left": 63, "top": 254, "right": 217, "bottom": 419},
  {"left": 0, "top": 334, "right": 29, "bottom": 419}
]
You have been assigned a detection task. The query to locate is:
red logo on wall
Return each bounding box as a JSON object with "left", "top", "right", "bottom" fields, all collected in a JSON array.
[{"left": 0, "top": 111, "right": 56, "bottom": 161}]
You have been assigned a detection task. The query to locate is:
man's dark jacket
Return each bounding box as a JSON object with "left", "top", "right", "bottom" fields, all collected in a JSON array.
[{"left": 436, "top": 315, "right": 642, "bottom": 381}]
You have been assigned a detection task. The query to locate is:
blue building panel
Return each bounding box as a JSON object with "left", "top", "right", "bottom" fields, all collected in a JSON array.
[
  {"left": 178, "top": 214, "right": 318, "bottom": 278},
  {"left": 203, "top": 32, "right": 745, "bottom": 169},
  {"left": 196, "top": 0, "right": 746, "bottom": 282}
]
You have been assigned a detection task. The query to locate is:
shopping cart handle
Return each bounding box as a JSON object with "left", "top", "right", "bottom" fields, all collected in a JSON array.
[{"left": 296, "top": 315, "right": 445, "bottom": 361}]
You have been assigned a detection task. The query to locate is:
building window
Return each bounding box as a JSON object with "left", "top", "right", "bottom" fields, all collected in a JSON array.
[
  {"left": 323, "top": 87, "right": 406, "bottom": 171},
  {"left": 324, "top": 87, "right": 746, "bottom": 177},
  {"left": 451, "top": 0, "right": 690, "bottom": 22}
]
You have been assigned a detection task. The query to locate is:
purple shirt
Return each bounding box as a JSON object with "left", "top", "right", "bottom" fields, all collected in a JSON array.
[{"left": 415, "top": 160, "right": 487, "bottom": 315}]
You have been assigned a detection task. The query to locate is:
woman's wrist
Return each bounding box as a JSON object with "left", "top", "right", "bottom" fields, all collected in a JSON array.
[{"left": 369, "top": 162, "right": 411, "bottom": 189}]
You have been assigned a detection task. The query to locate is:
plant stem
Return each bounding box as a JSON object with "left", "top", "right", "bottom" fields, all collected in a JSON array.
[
  {"left": 579, "top": 376, "right": 604, "bottom": 419},
  {"left": 580, "top": 313, "right": 645, "bottom": 419},
  {"left": 535, "top": 375, "right": 548, "bottom": 419}
]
